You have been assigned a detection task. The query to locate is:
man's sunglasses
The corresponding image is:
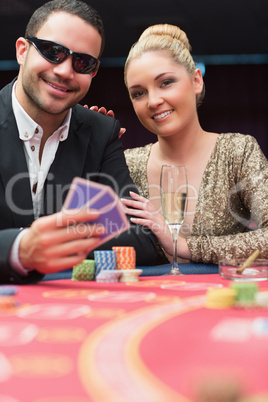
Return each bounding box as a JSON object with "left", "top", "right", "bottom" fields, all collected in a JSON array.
[{"left": 26, "top": 36, "right": 100, "bottom": 74}]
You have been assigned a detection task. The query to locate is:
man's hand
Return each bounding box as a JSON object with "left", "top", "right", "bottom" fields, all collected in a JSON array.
[{"left": 19, "top": 209, "right": 105, "bottom": 274}]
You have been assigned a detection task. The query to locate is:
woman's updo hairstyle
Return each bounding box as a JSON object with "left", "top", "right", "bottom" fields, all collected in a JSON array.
[{"left": 124, "top": 24, "right": 205, "bottom": 107}]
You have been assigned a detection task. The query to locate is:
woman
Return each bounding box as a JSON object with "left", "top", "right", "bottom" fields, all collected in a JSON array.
[{"left": 119, "top": 24, "right": 268, "bottom": 265}]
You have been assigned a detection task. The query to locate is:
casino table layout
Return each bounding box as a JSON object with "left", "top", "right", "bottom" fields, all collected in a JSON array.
[{"left": 0, "top": 273, "right": 268, "bottom": 402}]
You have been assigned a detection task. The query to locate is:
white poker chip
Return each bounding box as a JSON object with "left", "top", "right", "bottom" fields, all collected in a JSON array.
[
  {"left": 96, "top": 270, "right": 122, "bottom": 283},
  {"left": 255, "top": 291, "right": 268, "bottom": 307},
  {"left": 119, "top": 269, "right": 143, "bottom": 283}
]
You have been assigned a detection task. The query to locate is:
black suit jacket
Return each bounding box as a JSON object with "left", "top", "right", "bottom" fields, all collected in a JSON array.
[{"left": 0, "top": 81, "right": 157, "bottom": 284}]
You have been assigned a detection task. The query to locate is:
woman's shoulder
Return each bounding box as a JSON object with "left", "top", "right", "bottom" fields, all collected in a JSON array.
[
  {"left": 124, "top": 143, "right": 153, "bottom": 197},
  {"left": 218, "top": 132, "right": 258, "bottom": 145},
  {"left": 216, "top": 133, "right": 267, "bottom": 168},
  {"left": 124, "top": 143, "right": 153, "bottom": 161},
  {"left": 217, "top": 133, "right": 262, "bottom": 154}
]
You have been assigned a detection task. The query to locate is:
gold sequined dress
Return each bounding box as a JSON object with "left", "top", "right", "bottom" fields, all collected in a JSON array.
[{"left": 124, "top": 133, "right": 268, "bottom": 264}]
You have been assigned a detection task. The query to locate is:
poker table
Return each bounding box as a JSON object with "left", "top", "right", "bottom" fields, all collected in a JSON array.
[{"left": 1, "top": 265, "right": 268, "bottom": 402}]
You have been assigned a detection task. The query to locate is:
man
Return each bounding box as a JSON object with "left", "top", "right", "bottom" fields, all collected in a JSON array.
[{"left": 0, "top": 0, "right": 157, "bottom": 284}]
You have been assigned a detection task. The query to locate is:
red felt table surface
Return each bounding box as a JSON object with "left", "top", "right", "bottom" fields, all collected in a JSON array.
[{"left": 0, "top": 274, "right": 267, "bottom": 402}]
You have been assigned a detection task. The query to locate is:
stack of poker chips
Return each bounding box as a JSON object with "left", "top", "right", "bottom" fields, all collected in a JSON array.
[
  {"left": 94, "top": 250, "right": 121, "bottom": 283},
  {"left": 112, "top": 246, "right": 136, "bottom": 270},
  {"left": 94, "top": 250, "right": 117, "bottom": 275},
  {"left": 206, "top": 282, "right": 267, "bottom": 310},
  {"left": 72, "top": 259, "right": 95, "bottom": 281},
  {"left": 112, "top": 247, "right": 141, "bottom": 282},
  {"left": 231, "top": 282, "right": 258, "bottom": 307},
  {"left": 93, "top": 248, "right": 142, "bottom": 283},
  {"left": 205, "top": 287, "right": 237, "bottom": 309},
  {"left": 0, "top": 286, "right": 18, "bottom": 309}
]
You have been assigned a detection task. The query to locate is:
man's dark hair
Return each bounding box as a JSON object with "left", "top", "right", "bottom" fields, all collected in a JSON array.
[{"left": 25, "top": 0, "right": 105, "bottom": 57}]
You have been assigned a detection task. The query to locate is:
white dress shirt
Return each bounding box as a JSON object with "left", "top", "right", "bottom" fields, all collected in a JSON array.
[{"left": 10, "top": 82, "right": 71, "bottom": 275}]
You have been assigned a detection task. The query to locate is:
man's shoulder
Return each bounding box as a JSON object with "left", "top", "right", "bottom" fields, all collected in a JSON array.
[
  {"left": 0, "top": 81, "right": 13, "bottom": 103},
  {"left": 72, "top": 104, "right": 121, "bottom": 142},
  {"left": 0, "top": 81, "right": 14, "bottom": 126},
  {"left": 73, "top": 104, "right": 115, "bottom": 126}
]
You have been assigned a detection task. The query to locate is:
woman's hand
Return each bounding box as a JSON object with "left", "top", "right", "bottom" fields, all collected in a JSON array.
[
  {"left": 89, "top": 105, "right": 114, "bottom": 117},
  {"left": 85, "top": 105, "right": 126, "bottom": 138},
  {"left": 121, "top": 191, "right": 191, "bottom": 260},
  {"left": 19, "top": 209, "right": 105, "bottom": 274},
  {"left": 121, "top": 191, "right": 174, "bottom": 255}
]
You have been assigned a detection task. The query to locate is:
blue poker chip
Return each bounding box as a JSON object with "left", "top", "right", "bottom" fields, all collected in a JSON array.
[
  {"left": 94, "top": 250, "right": 117, "bottom": 275},
  {"left": 0, "top": 285, "right": 18, "bottom": 295}
]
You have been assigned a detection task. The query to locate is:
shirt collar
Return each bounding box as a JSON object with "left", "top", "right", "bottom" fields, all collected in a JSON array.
[{"left": 12, "top": 82, "right": 71, "bottom": 142}]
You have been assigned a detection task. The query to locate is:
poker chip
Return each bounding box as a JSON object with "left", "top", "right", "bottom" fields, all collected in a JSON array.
[
  {"left": 96, "top": 270, "right": 122, "bottom": 283},
  {"left": 205, "top": 287, "right": 237, "bottom": 309},
  {"left": 231, "top": 282, "right": 258, "bottom": 306},
  {"left": 255, "top": 291, "right": 268, "bottom": 308},
  {"left": 112, "top": 246, "right": 136, "bottom": 270},
  {"left": 0, "top": 295, "right": 16, "bottom": 309},
  {"left": 119, "top": 269, "right": 143, "bottom": 283},
  {"left": 94, "top": 250, "right": 117, "bottom": 275},
  {"left": 72, "top": 259, "right": 95, "bottom": 281},
  {"left": 0, "top": 285, "right": 18, "bottom": 295}
]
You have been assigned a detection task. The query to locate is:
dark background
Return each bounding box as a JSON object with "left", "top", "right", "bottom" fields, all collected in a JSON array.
[{"left": 0, "top": 0, "right": 267, "bottom": 156}]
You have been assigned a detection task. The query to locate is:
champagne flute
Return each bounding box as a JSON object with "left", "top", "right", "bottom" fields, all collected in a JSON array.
[{"left": 160, "top": 165, "right": 187, "bottom": 275}]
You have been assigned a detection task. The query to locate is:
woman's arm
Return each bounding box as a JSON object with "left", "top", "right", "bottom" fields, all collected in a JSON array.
[{"left": 187, "top": 135, "right": 268, "bottom": 264}]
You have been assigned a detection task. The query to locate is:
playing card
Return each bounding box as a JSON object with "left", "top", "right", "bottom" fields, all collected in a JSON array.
[
  {"left": 63, "top": 177, "right": 104, "bottom": 210},
  {"left": 62, "top": 177, "right": 130, "bottom": 246},
  {"left": 86, "top": 189, "right": 116, "bottom": 210}
]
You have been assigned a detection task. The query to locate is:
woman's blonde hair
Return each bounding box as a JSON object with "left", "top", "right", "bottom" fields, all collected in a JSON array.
[{"left": 124, "top": 24, "right": 205, "bottom": 107}]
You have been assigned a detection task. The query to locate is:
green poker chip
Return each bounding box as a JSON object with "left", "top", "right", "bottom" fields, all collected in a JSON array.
[
  {"left": 231, "top": 282, "right": 258, "bottom": 305},
  {"left": 72, "top": 259, "right": 95, "bottom": 281}
]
